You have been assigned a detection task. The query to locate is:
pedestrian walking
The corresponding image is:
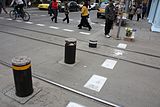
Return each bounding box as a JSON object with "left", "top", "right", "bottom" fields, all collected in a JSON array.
[
  {"left": 136, "top": 6, "right": 142, "bottom": 21},
  {"left": 128, "top": 5, "right": 135, "bottom": 20},
  {"left": 0, "top": 0, "right": 8, "bottom": 14},
  {"left": 51, "top": 0, "right": 58, "bottom": 23},
  {"left": 78, "top": 1, "right": 92, "bottom": 31},
  {"left": 142, "top": 3, "right": 147, "bottom": 19},
  {"left": 63, "top": 2, "right": 69, "bottom": 23},
  {"left": 104, "top": 0, "right": 116, "bottom": 38}
]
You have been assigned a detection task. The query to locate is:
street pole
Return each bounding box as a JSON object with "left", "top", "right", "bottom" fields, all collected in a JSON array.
[{"left": 116, "top": 0, "right": 124, "bottom": 40}]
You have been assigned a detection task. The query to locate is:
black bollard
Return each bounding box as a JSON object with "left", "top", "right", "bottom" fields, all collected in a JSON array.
[
  {"left": 12, "top": 56, "right": 33, "bottom": 97},
  {"left": 89, "top": 39, "right": 97, "bottom": 48},
  {"left": 64, "top": 38, "right": 77, "bottom": 64}
]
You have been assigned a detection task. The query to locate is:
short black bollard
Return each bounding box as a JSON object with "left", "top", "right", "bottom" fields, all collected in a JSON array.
[
  {"left": 12, "top": 56, "right": 33, "bottom": 97},
  {"left": 89, "top": 39, "right": 97, "bottom": 48},
  {"left": 64, "top": 38, "right": 77, "bottom": 64}
]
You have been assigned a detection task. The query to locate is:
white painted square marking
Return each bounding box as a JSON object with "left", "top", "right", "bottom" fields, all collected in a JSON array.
[
  {"left": 49, "top": 26, "right": 59, "bottom": 29},
  {"left": 63, "top": 29, "right": 74, "bottom": 32},
  {"left": 84, "top": 75, "right": 107, "bottom": 92},
  {"left": 25, "top": 22, "right": 33, "bottom": 24},
  {"left": 113, "top": 49, "right": 124, "bottom": 56},
  {"left": 101, "top": 59, "right": 117, "bottom": 69},
  {"left": 16, "top": 20, "right": 22, "bottom": 22},
  {"left": 36, "top": 24, "right": 45, "bottom": 26},
  {"left": 66, "top": 102, "right": 86, "bottom": 107},
  {"left": 79, "top": 32, "right": 90, "bottom": 35},
  {"left": 117, "top": 43, "right": 127, "bottom": 49}
]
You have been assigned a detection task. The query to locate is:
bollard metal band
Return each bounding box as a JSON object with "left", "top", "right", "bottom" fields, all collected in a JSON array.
[{"left": 12, "top": 64, "right": 31, "bottom": 71}]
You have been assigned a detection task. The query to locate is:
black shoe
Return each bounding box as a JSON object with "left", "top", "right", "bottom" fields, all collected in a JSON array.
[
  {"left": 88, "top": 27, "right": 92, "bottom": 31},
  {"left": 55, "top": 22, "right": 57, "bottom": 23},
  {"left": 78, "top": 25, "right": 82, "bottom": 29},
  {"left": 51, "top": 18, "right": 53, "bottom": 22}
]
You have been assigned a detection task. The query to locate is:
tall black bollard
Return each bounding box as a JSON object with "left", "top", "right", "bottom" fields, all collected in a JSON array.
[
  {"left": 12, "top": 56, "right": 33, "bottom": 97},
  {"left": 64, "top": 38, "right": 77, "bottom": 64}
]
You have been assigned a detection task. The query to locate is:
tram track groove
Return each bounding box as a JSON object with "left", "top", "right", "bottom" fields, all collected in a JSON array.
[{"left": 0, "top": 29, "right": 160, "bottom": 70}]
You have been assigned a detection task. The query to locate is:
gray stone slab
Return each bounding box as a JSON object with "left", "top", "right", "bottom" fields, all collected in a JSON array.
[{"left": 4, "top": 86, "right": 41, "bottom": 104}]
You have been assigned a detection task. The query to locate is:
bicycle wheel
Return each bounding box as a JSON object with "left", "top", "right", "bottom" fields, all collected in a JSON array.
[
  {"left": 9, "top": 10, "right": 17, "bottom": 20},
  {"left": 22, "top": 11, "right": 30, "bottom": 21}
]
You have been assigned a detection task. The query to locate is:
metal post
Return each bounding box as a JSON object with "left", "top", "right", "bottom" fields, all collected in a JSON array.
[
  {"left": 64, "top": 38, "right": 77, "bottom": 64},
  {"left": 116, "top": 12, "right": 123, "bottom": 39},
  {"left": 12, "top": 56, "right": 33, "bottom": 97}
]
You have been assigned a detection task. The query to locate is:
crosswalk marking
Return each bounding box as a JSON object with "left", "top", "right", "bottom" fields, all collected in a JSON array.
[
  {"left": 79, "top": 32, "right": 90, "bottom": 35},
  {"left": 16, "top": 20, "right": 22, "bottom": 22},
  {"left": 25, "top": 22, "right": 33, "bottom": 24},
  {"left": 36, "top": 24, "right": 45, "bottom": 26},
  {"left": 49, "top": 26, "right": 59, "bottom": 29},
  {"left": 63, "top": 29, "right": 74, "bottom": 32}
]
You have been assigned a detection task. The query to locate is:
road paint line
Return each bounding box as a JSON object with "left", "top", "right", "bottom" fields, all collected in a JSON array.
[
  {"left": 66, "top": 102, "right": 86, "bottom": 107},
  {"left": 40, "top": 15, "right": 47, "bottom": 16},
  {"left": 0, "top": 17, "right": 4, "bottom": 19},
  {"left": 84, "top": 75, "right": 107, "bottom": 92},
  {"left": 16, "top": 20, "right": 22, "bottom": 22},
  {"left": 6, "top": 18, "right": 12, "bottom": 20},
  {"left": 49, "top": 26, "right": 59, "bottom": 29},
  {"left": 25, "top": 21, "right": 33, "bottom": 24},
  {"left": 101, "top": 59, "right": 117, "bottom": 69},
  {"left": 79, "top": 32, "right": 90, "bottom": 35},
  {"left": 69, "top": 19, "right": 73, "bottom": 21},
  {"left": 63, "top": 29, "right": 74, "bottom": 32},
  {"left": 100, "top": 24, "right": 105, "bottom": 26},
  {"left": 36, "top": 24, "right": 45, "bottom": 26},
  {"left": 117, "top": 43, "right": 127, "bottom": 49}
]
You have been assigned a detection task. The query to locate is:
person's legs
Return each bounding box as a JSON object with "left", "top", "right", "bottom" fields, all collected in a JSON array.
[
  {"left": 66, "top": 14, "right": 69, "bottom": 23},
  {"left": 105, "top": 18, "right": 113, "bottom": 37},
  {"left": 78, "top": 16, "right": 85, "bottom": 29},
  {"left": 0, "top": 3, "right": 2, "bottom": 14}
]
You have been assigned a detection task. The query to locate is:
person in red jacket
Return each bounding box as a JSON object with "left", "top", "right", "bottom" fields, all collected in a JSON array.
[{"left": 51, "top": 0, "right": 58, "bottom": 23}]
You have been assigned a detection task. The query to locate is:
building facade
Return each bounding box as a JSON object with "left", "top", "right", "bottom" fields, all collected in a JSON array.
[{"left": 148, "top": 0, "right": 160, "bottom": 32}]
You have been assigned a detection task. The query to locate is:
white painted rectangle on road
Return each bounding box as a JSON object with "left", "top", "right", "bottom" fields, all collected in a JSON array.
[
  {"left": 16, "top": 20, "right": 22, "bottom": 22},
  {"left": 84, "top": 75, "right": 107, "bottom": 92},
  {"left": 49, "top": 26, "right": 59, "bottom": 29},
  {"left": 63, "top": 29, "right": 74, "bottom": 32},
  {"left": 100, "top": 24, "right": 105, "bottom": 27},
  {"left": 79, "top": 32, "right": 90, "bottom": 35},
  {"left": 66, "top": 102, "right": 86, "bottom": 107},
  {"left": 6, "top": 18, "right": 12, "bottom": 20},
  {"left": 101, "top": 59, "right": 117, "bottom": 69},
  {"left": 117, "top": 43, "right": 127, "bottom": 49},
  {"left": 25, "top": 22, "right": 33, "bottom": 24},
  {"left": 36, "top": 24, "right": 45, "bottom": 26}
]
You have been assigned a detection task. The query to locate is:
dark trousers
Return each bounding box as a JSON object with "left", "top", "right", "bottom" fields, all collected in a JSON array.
[
  {"left": 142, "top": 12, "right": 145, "bottom": 19},
  {"left": 51, "top": 9, "right": 58, "bottom": 23},
  {"left": 78, "top": 16, "right": 91, "bottom": 29},
  {"left": 63, "top": 14, "right": 69, "bottom": 23},
  {"left": 0, "top": 2, "right": 7, "bottom": 14},
  {"left": 105, "top": 18, "right": 113, "bottom": 35},
  {"left": 137, "top": 14, "right": 141, "bottom": 21},
  {"left": 15, "top": 4, "right": 24, "bottom": 16},
  {"left": 129, "top": 14, "right": 134, "bottom": 20}
]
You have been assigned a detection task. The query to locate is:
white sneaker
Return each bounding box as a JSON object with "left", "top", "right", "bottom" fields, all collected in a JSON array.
[{"left": 106, "top": 34, "right": 111, "bottom": 38}]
